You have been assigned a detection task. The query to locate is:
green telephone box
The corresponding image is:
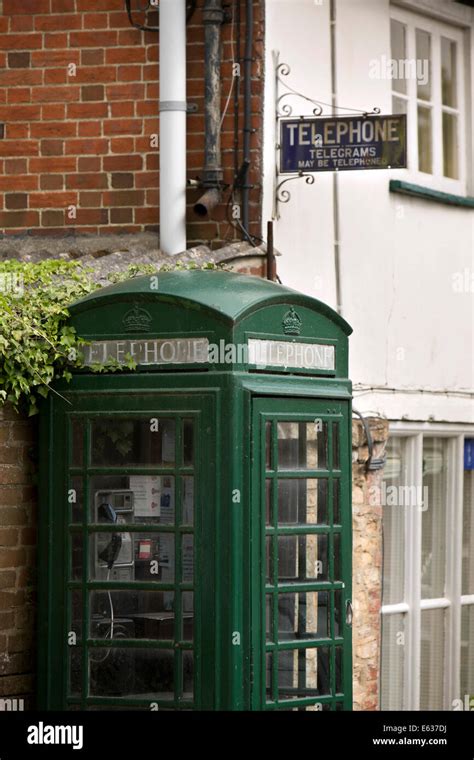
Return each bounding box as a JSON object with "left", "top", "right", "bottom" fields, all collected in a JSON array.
[{"left": 38, "top": 270, "right": 353, "bottom": 711}]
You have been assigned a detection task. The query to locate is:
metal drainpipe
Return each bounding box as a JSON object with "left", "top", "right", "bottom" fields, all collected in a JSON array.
[
  {"left": 241, "top": 0, "right": 253, "bottom": 240},
  {"left": 159, "top": 0, "right": 187, "bottom": 255},
  {"left": 194, "top": 0, "right": 225, "bottom": 216}
]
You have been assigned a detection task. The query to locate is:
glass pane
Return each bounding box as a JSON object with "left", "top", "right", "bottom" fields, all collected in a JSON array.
[
  {"left": 333, "top": 480, "right": 340, "bottom": 524},
  {"left": 422, "top": 438, "right": 448, "bottom": 599},
  {"left": 182, "top": 534, "right": 194, "bottom": 582},
  {"left": 71, "top": 532, "right": 82, "bottom": 581},
  {"left": 90, "top": 532, "right": 175, "bottom": 582},
  {"left": 265, "top": 652, "right": 273, "bottom": 700},
  {"left": 89, "top": 648, "right": 175, "bottom": 699},
  {"left": 418, "top": 106, "right": 432, "bottom": 173},
  {"left": 182, "top": 476, "right": 194, "bottom": 526},
  {"left": 277, "top": 647, "right": 330, "bottom": 699},
  {"left": 420, "top": 609, "right": 445, "bottom": 710},
  {"left": 182, "top": 419, "right": 194, "bottom": 466},
  {"left": 69, "top": 589, "right": 83, "bottom": 640},
  {"left": 382, "top": 438, "right": 407, "bottom": 605},
  {"left": 265, "top": 421, "right": 272, "bottom": 470},
  {"left": 71, "top": 418, "right": 84, "bottom": 467},
  {"left": 90, "top": 475, "right": 175, "bottom": 525},
  {"left": 380, "top": 613, "right": 406, "bottom": 710},
  {"left": 334, "top": 591, "right": 342, "bottom": 637},
  {"left": 266, "top": 595, "right": 273, "bottom": 641},
  {"left": 416, "top": 29, "right": 431, "bottom": 101},
  {"left": 271, "top": 534, "right": 329, "bottom": 582},
  {"left": 69, "top": 475, "right": 83, "bottom": 524},
  {"left": 265, "top": 536, "right": 273, "bottom": 584},
  {"left": 90, "top": 590, "right": 176, "bottom": 641},
  {"left": 68, "top": 648, "right": 82, "bottom": 697},
  {"left": 462, "top": 465, "right": 474, "bottom": 595},
  {"left": 265, "top": 479, "right": 272, "bottom": 525},
  {"left": 332, "top": 423, "right": 339, "bottom": 469},
  {"left": 277, "top": 592, "right": 328, "bottom": 641},
  {"left": 390, "top": 19, "right": 407, "bottom": 94},
  {"left": 460, "top": 605, "right": 474, "bottom": 699},
  {"left": 182, "top": 650, "right": 194, "bottom": 699},
  {"left": 277, "top": 421, "right": 327, "bottom": 470},
  {"left": 277, "top": 478, "right": 328, "bottom": 525},
  {"left": 91, "top": 417, "right": 175, "bottom": 466},
  {"left": 442, "top": 111, "right": 458, "bottom": 179},
  {"left": 182, "top": 592, "right": 194, "bottom": 641},
  {"left": 335, "top": 646, "right": 342, "bottom": 693},
  {"left": 392, "top": 95, "right": 408, "bottom": 115},
  {"left": 441, "top": 37, "right": 457, "bottom": 108},
  {"left": 334, "top": 533, "right": 341, "bottom": 582}
]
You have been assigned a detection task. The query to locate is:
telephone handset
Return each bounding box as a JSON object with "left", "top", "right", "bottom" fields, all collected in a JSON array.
[{"left": 97, "top": 502, "right": 122, "bottom": 569}]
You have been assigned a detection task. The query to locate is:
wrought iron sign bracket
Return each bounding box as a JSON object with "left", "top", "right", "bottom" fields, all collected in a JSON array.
[{"left": 272, "top": 50, "right": 380, "bottom": 218}]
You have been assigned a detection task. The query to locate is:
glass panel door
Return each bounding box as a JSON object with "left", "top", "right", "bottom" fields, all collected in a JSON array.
[
  {"left": 252, "top": 398, "right": 352, "bottom": 711},
  {"left": 59, "top": 395, "right": 214, "bottom": 711}
]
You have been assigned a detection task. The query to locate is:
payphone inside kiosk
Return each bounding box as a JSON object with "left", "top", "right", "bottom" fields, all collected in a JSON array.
[{"left": 39, "top": 270, "right": 353, "bottom": 711}]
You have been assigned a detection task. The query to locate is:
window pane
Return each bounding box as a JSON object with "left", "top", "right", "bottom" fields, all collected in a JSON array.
[
  {"left": 392, "top": 96, "right": 407, "bottom": 115},
  {"left": 182, "top": 419, "right": 194, "bottom": 466},
  {"left": 380, "top": 613, "right": 406, "bottom": 710},
  {"left": 417, "top": 106, "right": 432, "bottom": 173},
  {"left": 90, "top": 475, "right": 175, "bottom": 525},
  {"left": 271, "top": 534, "right": 329, "bottom": 582},
  {"left": 90, "top": 532, "right": 175, "bottom": 583},
  {"left": 277, "top": 478, "right": 328, "bottom": 525},
  {"left": 182, "top": 650, "right": 194, "bottom": 699},
  {"left": 416, "top": 29, "right": 431, "bottom": 101},
  {"left": 182, "top": 476, "right": 194, "bottom": 526},
  {"left": 277, "top": 592, "right": 328, "bottom": 641},
  {"left": 89, "top": 648, "right": 175, "bottom": 699},
  {"left": 277, "top": 647, "right": 330, "bottom": 700},
  {"left": 382, "top": 438, "right": 407, "bottom": 605},
  {"left": 422, "top": 438, "right": 448, "bottom": 599},
  {"left": 71, "top": 418, "right": 84, "bottom": 467},
  {"left": 390, "top": 19, "right": 407, "bottom": 94},
  {"left": 69, "top": 475, "right": 83, "bottom": 524},
  {"left": 91, "top": 417, "right": 175, "bottom": 466},
  {"left": 420, "top": 609, "right": 445, "bottom": 710},
  {"left": 461, "top": 605, "right": 474, "bottom": 699},
  {"left": 277, "top": 421, "right": 327, "bottom": 470},
  {"left": 442, "top": 111, "right": 459, "bottom": 179},
  {"left": 462, "top": 465, "right": 474, "bottom": 595},
  {"left": 89, "top": 590, "right": 177, "bottom": 641},
  {"left": 441, "top": 37, "right": 457, "bottom": 108},
  {"left": 182, "top": 534, "right": 194, "bottom": 582}
]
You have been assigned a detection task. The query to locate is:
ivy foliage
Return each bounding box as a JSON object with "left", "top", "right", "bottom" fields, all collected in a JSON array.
[
  {"left": 0, "top": 259, "right": 100, "bottom": 416},
  {"left": 0, "top": 258, "right": 228, "bottom": 416}
]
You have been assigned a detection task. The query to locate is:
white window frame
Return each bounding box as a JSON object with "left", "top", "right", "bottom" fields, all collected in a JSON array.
[
  {"left": 381, "top": 422, "right": 474, "bottom": 711},
  {"left": 389, "top": 6, "right": 468, "bottom": 196}
]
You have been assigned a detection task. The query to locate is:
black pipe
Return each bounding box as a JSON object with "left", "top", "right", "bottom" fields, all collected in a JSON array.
[
  {"left": 233, "top": 0, "right": 241, "bottom": 183},
  {"left": 194, "top": 0, "right": 224, "bottom": 216},
  {"left": 241, "top": 0, "right": 253, "bottom": 240}
]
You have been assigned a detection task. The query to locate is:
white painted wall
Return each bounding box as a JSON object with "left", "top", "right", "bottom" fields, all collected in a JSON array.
[{"left": 263, "top": 0, "right": 474, "bottom": 422}]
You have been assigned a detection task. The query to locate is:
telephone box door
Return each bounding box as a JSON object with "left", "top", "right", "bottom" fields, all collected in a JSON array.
[
  {"left": 40, "top": 392, "right": 216, "bottom": 711},
  {"left": 251, "top": 397, "right": 352, "bottom": 711}
]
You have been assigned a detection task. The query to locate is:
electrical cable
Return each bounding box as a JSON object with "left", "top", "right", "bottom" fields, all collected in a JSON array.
[
  {"left": 219, "top": 0, "right": 236, "bottom": 131},
  {"left": 90, "top": 569, "right": 115, "bottom": 664}
]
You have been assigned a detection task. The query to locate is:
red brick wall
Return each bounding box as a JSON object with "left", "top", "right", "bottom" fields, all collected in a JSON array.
[
  {"left": 0, "top": 405, "right": 37, "bottom": 706},
  {"left": 0, "top": 0, "right": 264, "bottom": 246}
]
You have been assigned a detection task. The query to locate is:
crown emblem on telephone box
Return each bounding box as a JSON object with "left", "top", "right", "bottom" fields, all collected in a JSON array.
[
  {"left": 122, "top": 305, "right": 152, "bottom": 333},
  {"left": 282, "top": 307, "right": 302, "bottom": 335}
]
